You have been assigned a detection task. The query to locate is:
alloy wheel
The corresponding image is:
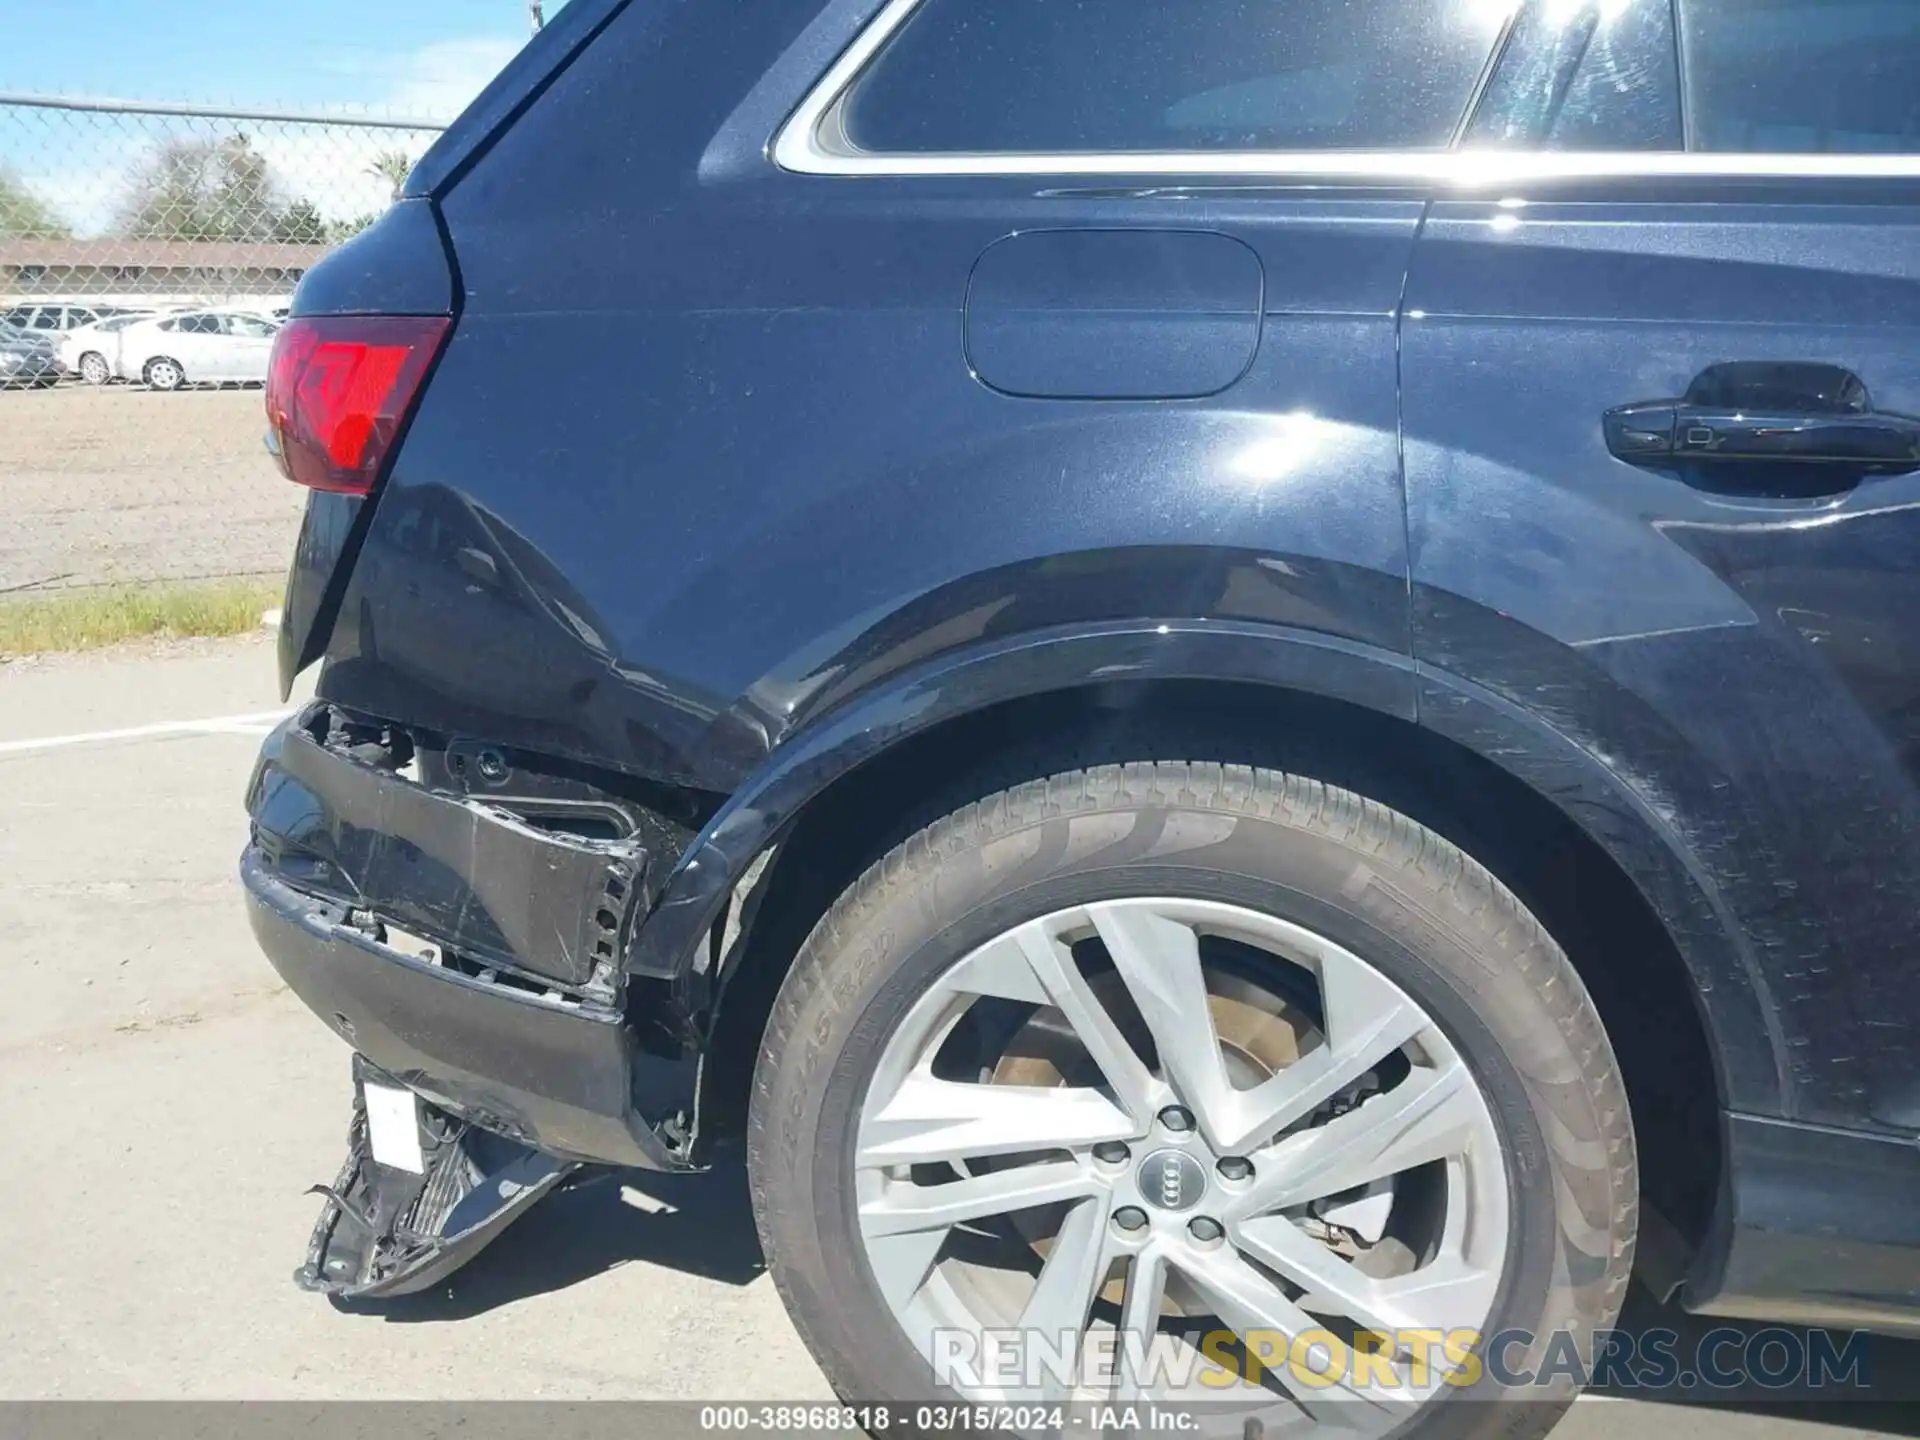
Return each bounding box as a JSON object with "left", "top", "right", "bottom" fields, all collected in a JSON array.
[{"left": 853, "top": 897, "right": 1510, "bottom": 1411}]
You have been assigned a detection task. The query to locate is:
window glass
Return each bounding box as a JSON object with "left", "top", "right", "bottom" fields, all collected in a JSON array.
[
  {"left": 841, "top": 0, "right": 1515, "bottom": 154},
  {"left": 1682, "top": 0, "right": 1920, "bottom": 153},
  {"left": 229, "top": 315, "right": 276, "bottom": 338},
  {"left": 1469, "top": 0, "right": 1680, "bottom": 150}
]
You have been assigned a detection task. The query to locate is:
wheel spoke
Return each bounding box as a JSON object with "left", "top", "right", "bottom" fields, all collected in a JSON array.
[
  {"left": 1230, "top": 1215, "right": 1497, "bottom": 1348},
  {"left": 1372, "top": 1258, "right": 1503, "bottom": 1342},
  {"left": 1226, "top": 1060, "right": 1481, "bottom": 1218},
  {"left": 1010, "top": 924, "right": 1162, "bottom": 1125},
  {"left": 1230, "top": 1217, "right": 1407, "bottom": 1338},
  {"left": 1089, "top": 902, "right": 1433, "bottom": 1155},
  {"left": 860, "top": 1164, "right": 1110, "bottom": 1318},
  {"left": 1178, "top": 1249, "right": 1417, "bottom": 1415},
  {"left": 863, "top": 1229, "right": 949, "bottom": 1312},
  {"left": 1113, "top": 1243, "right": 1169, "bottom": 1400},
  {"left": 859, "top": 1074, "right": 1133, "bottom": 1169},
  {"left": 1087, "top": 903, "right": 1237, "bottom": 1143},
  {"left": 1017, "top": 1197, "right": 1117, "bottom": 1399},
  {"left": 1216, "top": 961, "right": 1429, "bottom": 1154},
  {"left": 859, "top": 1158, "right": 1100, "bottom": 1238}
]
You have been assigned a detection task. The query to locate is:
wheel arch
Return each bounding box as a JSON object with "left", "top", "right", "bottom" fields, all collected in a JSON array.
[{"left": 637, "top": 623, "right": 1778, "bottom": 1259}]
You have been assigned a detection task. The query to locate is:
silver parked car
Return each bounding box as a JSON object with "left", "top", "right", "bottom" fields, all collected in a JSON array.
[{"left": 0, "top": 320, "right": 61, "bottom": 390}]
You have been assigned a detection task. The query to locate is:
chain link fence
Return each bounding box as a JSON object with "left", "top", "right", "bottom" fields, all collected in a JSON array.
[{"left": 0, "top": 95, "right": 447, "bottom": 595}]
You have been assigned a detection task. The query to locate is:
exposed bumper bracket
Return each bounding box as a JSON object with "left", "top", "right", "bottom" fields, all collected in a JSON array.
[{"left": 250, "top": 707, "right": 643, "bottom": 993}]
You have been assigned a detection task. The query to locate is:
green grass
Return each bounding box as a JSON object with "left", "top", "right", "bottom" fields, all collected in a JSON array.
[{"left": 0, "top": 580, "right": 281, "bottom": 656}]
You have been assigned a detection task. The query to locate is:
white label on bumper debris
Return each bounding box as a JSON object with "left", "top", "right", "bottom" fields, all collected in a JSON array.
[{"left": 364, "top": 1083, "right": 426, "bottom": 1174}]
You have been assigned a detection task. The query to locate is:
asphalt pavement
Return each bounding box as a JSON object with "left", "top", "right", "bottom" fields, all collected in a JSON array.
[{"left": 0, "top": 634, "right": 1911, "bottom": 1438}]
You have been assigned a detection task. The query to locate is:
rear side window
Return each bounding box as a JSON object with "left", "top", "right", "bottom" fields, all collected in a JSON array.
[
  {"left": 840, "top": 0, "right": 1515, "bottom": 154},
  {"left": 1681, "top": 0, "right": 1920, "bottom": 153},
  {"left": 1468, "top": 0, "right": 1681, "bottom": 150}
]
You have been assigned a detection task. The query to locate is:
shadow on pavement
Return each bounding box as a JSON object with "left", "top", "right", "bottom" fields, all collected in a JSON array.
[
  {"left": 338, "top": 1150, "right": 765, "bottom": 1322},
  {"left": 1590, "top": 1279, "right": 1920, "bottom": 1430},
  {"left": 342, "top": 1173, "right": 1920, "bottom": 1437}
]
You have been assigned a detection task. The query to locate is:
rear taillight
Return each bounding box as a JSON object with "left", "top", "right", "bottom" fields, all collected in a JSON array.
[{"left": 265, "top": 315, "right": 450, "bottom": 495}]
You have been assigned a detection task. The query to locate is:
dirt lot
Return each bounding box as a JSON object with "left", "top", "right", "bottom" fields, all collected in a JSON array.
[{"left": 0, "top": 382, "right": 303, "bottom": 593}]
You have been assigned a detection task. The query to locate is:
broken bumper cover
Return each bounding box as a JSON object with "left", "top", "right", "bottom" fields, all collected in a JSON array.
[
  {"left": 247, "top": 708, "right": 639, "bottom": 991},
  {"left": 242, "top": 711, "right": 696, "bottom": 1171},
  {"left": 299, "top": 1055, "right": 578, "bottom": 1299}
]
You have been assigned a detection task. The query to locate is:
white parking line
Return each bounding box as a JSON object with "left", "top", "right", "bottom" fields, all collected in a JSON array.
[{"left": 0, "top": 709, "right": 293, "bottom": 756}]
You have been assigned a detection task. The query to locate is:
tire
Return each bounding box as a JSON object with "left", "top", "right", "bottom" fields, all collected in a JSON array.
[
  {"left": 748, "top": 762, "right": 1636, "bottom": 1437},
  {"left": 79, "top": 351, "right": 110, "bottom": 385},
  {"left": 144, "top": 356, "right": 184, "bottom": 391}
]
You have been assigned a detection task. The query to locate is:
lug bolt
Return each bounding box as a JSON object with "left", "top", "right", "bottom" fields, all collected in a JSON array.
[
  {"left": 1188, "top": 1216, "right": 1224, "bottom": 1243},
  {"left": 1217, "top": 1156, "right": 1253, "bottom": 1182},
  {"left": 1158, "top": 1106, "right": 1195, "bottom": 1133},
  {"left": 1113, "top": 1206, "right": 1149, "bottom": 1233},
  {"left": 1092, "top": 1141, "right": 1131, "bottom": 1165}
]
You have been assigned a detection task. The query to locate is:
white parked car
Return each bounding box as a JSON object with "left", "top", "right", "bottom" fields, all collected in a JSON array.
[
  {"left": 60, "top": 311, "right": 161, "bottom": 385},
  {"left": 4, "top": 302, "right": 114, "bottom": 334},
  {"left": 121, "top": 309, "right": 281, "bottom": 390}
]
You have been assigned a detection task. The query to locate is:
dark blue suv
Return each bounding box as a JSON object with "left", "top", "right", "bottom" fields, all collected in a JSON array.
[{"left": 243, "top": 0, "right": 1920, "bottom": 1428}]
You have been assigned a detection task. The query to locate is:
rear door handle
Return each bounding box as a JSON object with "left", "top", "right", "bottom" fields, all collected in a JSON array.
[{"left": 1605, "top": 362, "right": 1920, "bottom": 478}]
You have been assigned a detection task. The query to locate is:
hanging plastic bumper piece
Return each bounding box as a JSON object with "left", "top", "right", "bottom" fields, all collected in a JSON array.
[{"left": 297, "top": 1055, "right": 582, "bottom": 1300}]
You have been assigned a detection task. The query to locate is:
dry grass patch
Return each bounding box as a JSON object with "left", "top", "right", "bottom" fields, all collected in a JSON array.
[{"left": 0, "top": 580, "right": 279, "bottom": 655}]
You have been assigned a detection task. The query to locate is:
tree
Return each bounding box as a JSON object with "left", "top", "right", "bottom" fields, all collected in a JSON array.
[
  {"left": 0, "top": 170, "right": 71, "bottom": 239},
  {"left": 327, "top": 212, "right": 381, "bottom": 246},
  {"left": 276, "top": 198, "right": 329, "bottom": 245},
  {"left": 366, "top": 150, "right": 413, "bottom": 204},
  {"left": 114, "top": 134, "right": 289, "bottom": 242}
]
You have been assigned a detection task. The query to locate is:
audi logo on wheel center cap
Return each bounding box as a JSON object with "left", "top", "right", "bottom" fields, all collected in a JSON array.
[{"left": 1137, "top": 1148, "right": 1207, "bottom": 1212}]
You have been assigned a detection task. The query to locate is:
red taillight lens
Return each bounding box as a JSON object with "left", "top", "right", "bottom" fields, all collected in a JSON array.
[{"left": 265, "top": 315, "right": 450, "bottom": 495}]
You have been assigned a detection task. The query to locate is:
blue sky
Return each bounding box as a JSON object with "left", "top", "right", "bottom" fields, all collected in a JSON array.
[
  {"left": 2, "top": 0, "right": 559, "bottom": 116},
  {"left": 2, "top": 1, "right": 566, "bottom": 235}
]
